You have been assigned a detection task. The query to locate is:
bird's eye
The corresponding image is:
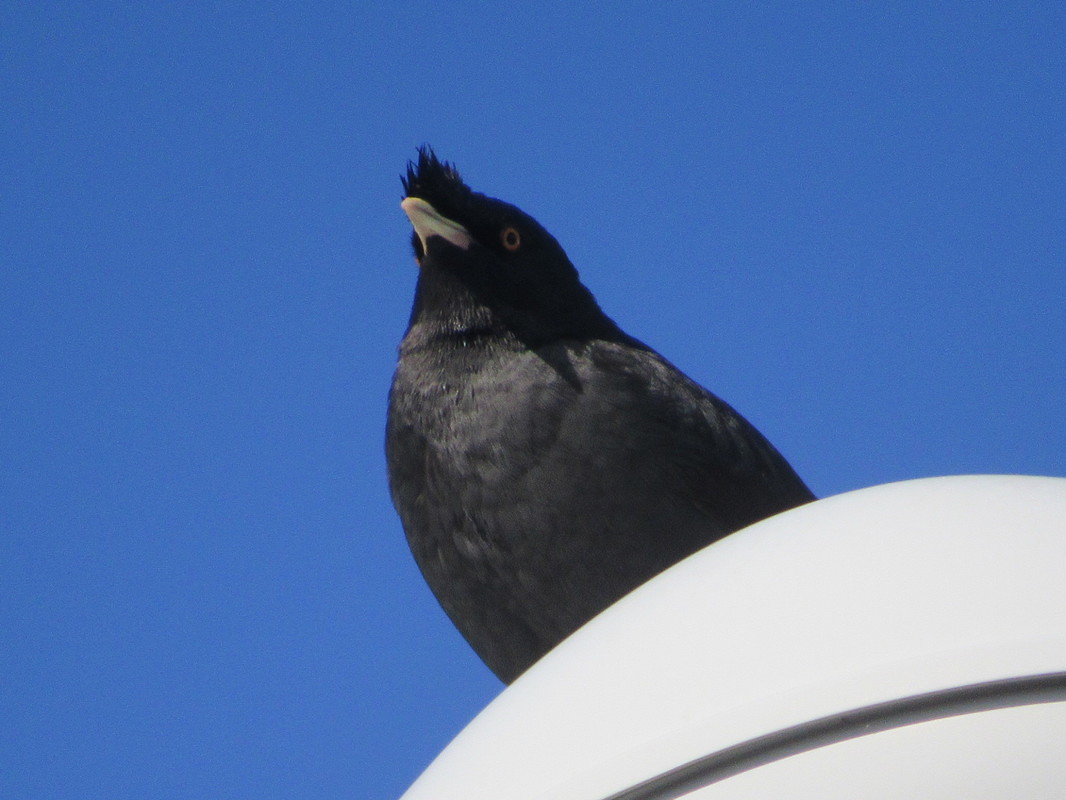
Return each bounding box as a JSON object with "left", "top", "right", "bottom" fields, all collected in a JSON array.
[{"left": 500, "top": 227, "right": 521, "bottom": 251}]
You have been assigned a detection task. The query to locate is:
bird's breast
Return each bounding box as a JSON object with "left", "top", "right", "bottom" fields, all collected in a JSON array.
[{"left": 391, "top": 348, "right": 576, "bottom": 489}]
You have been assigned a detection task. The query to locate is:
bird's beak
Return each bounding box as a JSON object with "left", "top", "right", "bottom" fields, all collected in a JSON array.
[{"left": 401, "top": 197, "right": 473, "bottom": 256}]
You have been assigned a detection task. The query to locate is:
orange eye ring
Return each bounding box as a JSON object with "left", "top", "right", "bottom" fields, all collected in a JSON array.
[{"left": 500, "top": 227, "right": 521, "bottom": 251}]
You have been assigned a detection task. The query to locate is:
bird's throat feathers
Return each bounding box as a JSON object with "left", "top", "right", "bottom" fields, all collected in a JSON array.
[
  {"left": 404, "top": 260, "right": 508, "bottom": 347},
  {"left": 403, "top": 254, "right": 629, "bottom": 355}
]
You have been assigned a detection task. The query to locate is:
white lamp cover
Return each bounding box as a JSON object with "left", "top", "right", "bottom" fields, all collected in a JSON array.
[{"left": 401, "top": 475, "right": 1066, "bottom": 800}]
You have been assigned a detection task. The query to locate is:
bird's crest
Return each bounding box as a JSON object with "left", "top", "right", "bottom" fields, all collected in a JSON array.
[{"left": 401, "top": 146, "right": 470, "bottom": 213}]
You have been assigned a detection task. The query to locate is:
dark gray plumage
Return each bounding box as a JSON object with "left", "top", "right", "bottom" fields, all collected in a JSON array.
[{"left": 387, "top": 148, "right": 814, "bottom": 683}]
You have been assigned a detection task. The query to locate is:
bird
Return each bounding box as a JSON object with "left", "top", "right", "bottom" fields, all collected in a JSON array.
[{"left": 386, "top": 147, "right": 815, "bottom": 684}]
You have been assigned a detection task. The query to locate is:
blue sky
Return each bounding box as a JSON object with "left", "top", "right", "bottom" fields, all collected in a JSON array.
[{"left": 3, "top": 3, "right": 1064, "bottom": 798}]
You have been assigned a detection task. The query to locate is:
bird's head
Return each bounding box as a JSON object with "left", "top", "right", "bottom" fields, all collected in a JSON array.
[{"left": 399, "top": 147, "right": 617, "bottom": 346}]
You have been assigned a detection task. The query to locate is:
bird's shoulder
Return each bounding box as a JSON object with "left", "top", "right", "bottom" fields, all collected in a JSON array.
[
  {"left": 567, "top": 339, "right": 812, "bottom": 501},
  {"left": 564, "top": 338, "right": 744, "bottom": 442}
]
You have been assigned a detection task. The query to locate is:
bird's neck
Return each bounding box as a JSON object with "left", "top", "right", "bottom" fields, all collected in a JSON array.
[
  {"left": 402, "top": 266, "right": 515, "bottom": 349},
  {"left": 403, "top": 261, "right": 628, "bottom": 353}
]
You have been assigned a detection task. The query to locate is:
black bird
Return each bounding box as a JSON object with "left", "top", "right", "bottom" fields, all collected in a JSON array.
[{"left": 387, "top": 148, "right": 815, "bottom": 684}]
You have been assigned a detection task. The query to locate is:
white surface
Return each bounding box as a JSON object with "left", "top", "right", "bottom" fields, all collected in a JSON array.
[{"left": 400, "top": 475, "right": 1066, "bottom": 800}]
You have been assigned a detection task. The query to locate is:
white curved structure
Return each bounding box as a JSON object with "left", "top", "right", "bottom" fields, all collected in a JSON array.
[{"left": 400, "top": 475, "right": 1066, "bottom": 799}]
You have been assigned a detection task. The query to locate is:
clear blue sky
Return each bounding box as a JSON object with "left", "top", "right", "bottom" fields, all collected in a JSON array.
[{"left": 3, "top": 3, "right": 1064, "bottom": 798}]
